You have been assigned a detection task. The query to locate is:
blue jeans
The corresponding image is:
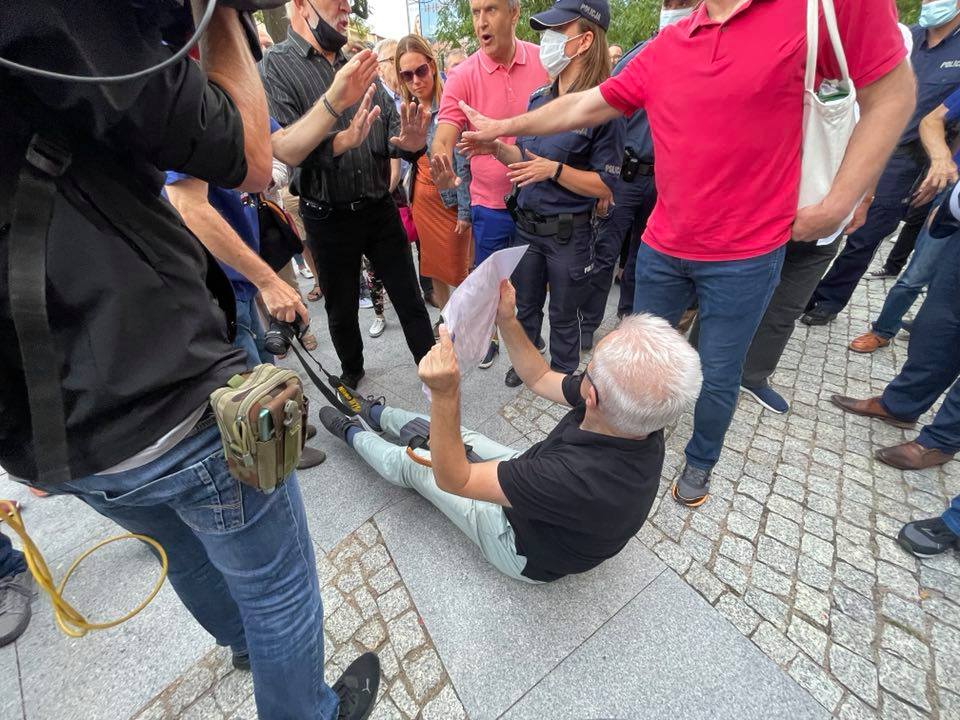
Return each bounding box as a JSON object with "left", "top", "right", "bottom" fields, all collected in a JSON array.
[
  {"left": 235, "top": 296, "right": 270, "bottom": 367},
  {"left": 872, "top": 223, "right": 955, "bottom": 339},
  {"left": 471, "top": 205, "right": 515, "bottom": 267},
  {"left": 39, "top": 425, "right": 337, "bottom": 720},
  {"left": 943, "top": 494, "right": 960, "bottom": 536},
  {"left": 882, "top": 236, "right": 960, "bottom": 455},
  {"left": 633, "top": 244, "right": 786, "bottom": 470},
  {"left": 0, "top": 531, "right": 26, "bottom": 578}
]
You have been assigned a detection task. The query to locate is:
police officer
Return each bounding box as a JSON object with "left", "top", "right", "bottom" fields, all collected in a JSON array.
[
  {"left": 804, "top": 3, "right": 960, "bottom": 325},
  {"left": 460, "top": 0, "right": 624, "bottom": 385},
  {"left": 580, "top": 0, "right": 698, "bottom": 349}
]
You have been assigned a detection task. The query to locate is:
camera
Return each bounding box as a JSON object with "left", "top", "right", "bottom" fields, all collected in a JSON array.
[{"left": 264, "top": 317, "right": 308, "bottom": 355}]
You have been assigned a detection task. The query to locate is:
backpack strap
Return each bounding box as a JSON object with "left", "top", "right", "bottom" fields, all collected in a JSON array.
[{"left": 8, "top": 134, "right": 73, "bottom": 483}]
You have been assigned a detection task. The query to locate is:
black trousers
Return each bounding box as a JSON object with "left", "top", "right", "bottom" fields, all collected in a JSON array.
[
  {"left": 740, "top": 239, "right": 839, "bottom": 388},
  {"left": 302, "top": 196, "right": 434, "bottom": 376},
  {"left": 882, "top": 210, "right": 925, "bottom": 275}
]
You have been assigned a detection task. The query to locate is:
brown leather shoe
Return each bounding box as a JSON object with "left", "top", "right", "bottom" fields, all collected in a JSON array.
[
  {"left": 830, "top": 395, "right": 916, "bottom": 428},
  {"left": 876, "top": 441, "right": 954, "bottom": 470},
  {"left": 849, "top": 331, "right": 891, "bottom": 354}
]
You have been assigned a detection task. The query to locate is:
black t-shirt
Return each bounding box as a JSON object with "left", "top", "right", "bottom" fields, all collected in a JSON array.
[
  {"left": 497, "top": 374, "right": 664, "bottom": 582},
  {"left": 0, "top": 1, "right": 249, "bottom": 480}
]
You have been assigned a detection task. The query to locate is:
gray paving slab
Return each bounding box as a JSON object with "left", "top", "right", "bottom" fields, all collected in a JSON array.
[
  {"left": 16, "top": 539, "right": 210, "bottom": 720},
  {"left": 502, "top": 571, "right": 829, "bottom": 720},
  {"left": 0, "top": 644, "right": 24, "bottom": 720},
  {"left": 375, "top": 495, "right": 666, "bottom": 720}
]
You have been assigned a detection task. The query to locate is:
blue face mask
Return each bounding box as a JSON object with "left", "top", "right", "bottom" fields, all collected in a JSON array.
[
  {"left": 920, "top": 0, "right": 960, "bottom": 28},
  {"left": 659, "top": 6, "right": 695, "bottom": 29}
]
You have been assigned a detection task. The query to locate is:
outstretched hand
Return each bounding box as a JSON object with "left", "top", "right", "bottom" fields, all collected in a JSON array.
[
  {"left": 418, "top": 324, "right": 460, "bottom": 395},
  {"left": 430, "top": 153, "right": 461, "bottom": 190},
  {"left": 335, "top": 85, "right": 381, "bottom": 153},
  {"left": 390, "top": 101, "right": 431, "bottom": 151},
  {"left": 460, "top": 101, "right": 506, "bottom": 143},
  {"left": 507, "top": 150, "right": 559, "bottom": 188},
  {"left": 456, "top": 137, "right": 499, "bottom": 160},
  {"left": 326, "top": 49, "right": 379, "bottom": 113}
]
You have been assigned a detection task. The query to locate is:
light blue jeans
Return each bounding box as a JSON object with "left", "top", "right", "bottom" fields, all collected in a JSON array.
[{"left": 38, "top": 424, "right": 338, "bottom": 720}]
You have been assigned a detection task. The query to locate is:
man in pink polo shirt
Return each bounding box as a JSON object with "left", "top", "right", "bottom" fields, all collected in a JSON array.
[
  {"left": 431, "top": 0, "right": 547, "bottom": 367},
  {"left": 459, "top": 0, "right": 915, "bottom": 507}
]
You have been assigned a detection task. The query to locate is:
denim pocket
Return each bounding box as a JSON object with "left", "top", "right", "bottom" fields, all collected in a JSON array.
[{"left": 180, "top": 452, "right": 245, "bottom": 534}]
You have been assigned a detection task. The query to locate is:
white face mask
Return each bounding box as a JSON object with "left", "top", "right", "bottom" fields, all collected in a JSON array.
[
  {"left": 539, "top": 29, "right": 584, "bottom": 78},
  {"left": 659, "top": 6, "right": 695, "bottom": 29}
]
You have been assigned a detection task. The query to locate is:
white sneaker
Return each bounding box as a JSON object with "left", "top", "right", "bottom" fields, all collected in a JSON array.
[
  {"left": 298, "top": 265, "right": 314, "bottom": 279},
  {"left": 369, "top": 315, "right": 386, "bottom": 338},
  {"left": 359, "top": 297, "right": 374, "bottom": 310}
]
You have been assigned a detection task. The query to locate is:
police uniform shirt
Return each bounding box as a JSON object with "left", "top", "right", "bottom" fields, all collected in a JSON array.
[
  {"left": 902, "top": 24, "right": 960, "bottom": 146},
  {"left": 616, "top": 40, "right": 655, "bottom": 163},
  {"left": 497, "top": 373, "right": 664, "bottom": 582},
  {"left": 515, "top": 85, "right": 625, "bottom": 217}
]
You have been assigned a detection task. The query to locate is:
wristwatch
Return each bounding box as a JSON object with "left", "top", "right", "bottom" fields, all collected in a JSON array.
[{"left": 553, "top": 162, "right": 563, "bottom": 182}]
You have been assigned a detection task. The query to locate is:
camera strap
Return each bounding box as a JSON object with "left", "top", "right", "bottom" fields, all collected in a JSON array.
[
  {"left": 8, "top": 134, "right": 73, "bottom": 484},
  {"left": 289, "top": 341, "right": 361, "bottom": 416}
]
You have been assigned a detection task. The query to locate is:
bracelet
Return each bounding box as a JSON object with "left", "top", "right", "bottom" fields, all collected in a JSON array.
[
  {"left": 553, "top": 162, "right": 563, "bottom": 182},
  {"left": 321, "top": 95, "right": 341, "bottom": 120}
]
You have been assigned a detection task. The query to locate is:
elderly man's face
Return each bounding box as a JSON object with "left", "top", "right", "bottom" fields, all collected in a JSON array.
[
  {"left": 608, "top": 44, "right": 622, "bottom": 65},
  {"left": 470, "top": 0, "right": 519, "bottom": 61},
  {"left": 378, "top": 43, "right": 399, "bottom": 93},
  {"left": 303, "top": 0, "right": 351, "bottom": 38}
]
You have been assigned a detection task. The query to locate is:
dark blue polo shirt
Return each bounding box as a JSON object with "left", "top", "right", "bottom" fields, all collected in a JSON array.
[
  {"left": 616, "top": 39, "right": 655, "bottom": 162},
  {"left": 902, "top": 25, "right": 960, "bottom": 145},
  {"left": 515, "top": 85, "right": 625, "bottom": 217}
]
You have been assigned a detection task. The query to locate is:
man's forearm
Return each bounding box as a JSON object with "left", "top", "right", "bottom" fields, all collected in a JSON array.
[
  {"left": 183, "top": 206, "right": 277, "bottom": 288},
  {"left": 823, "top": 61, "right": 915, "bottom": 215},
  {"left": 272, "top": 100, "right": 341, "bottom": 166},
  {"left": 429, "top": 391, "right": 472, "bottom": 495},
  {"left": 194, "top": 2, "right": 271, "bottom": 191},
  {"left": 494, "top": 88, "right": 619, "bottom": 140},
  {"left": 430, "top": 123, "right": 459, "bottom": 163},
  {"left": 920, "top": 108, "right": 953, "bottom": 162},
  {"left": 498, "top": 315, "right": 550, "bottom": 386}
]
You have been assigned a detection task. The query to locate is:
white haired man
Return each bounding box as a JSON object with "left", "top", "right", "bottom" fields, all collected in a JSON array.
[{"left": 319, "top": 282, "right": 702, "bottom": 582}]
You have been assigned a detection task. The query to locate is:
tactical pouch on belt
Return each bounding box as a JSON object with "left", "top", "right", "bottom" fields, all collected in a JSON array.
[{"left": 209, "top": 364, "right": 307, "bottom": 494}]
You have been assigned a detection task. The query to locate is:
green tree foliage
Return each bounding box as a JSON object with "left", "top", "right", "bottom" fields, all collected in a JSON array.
[{"left": 897, "top": 0, "right": 919, "bottom": 25}]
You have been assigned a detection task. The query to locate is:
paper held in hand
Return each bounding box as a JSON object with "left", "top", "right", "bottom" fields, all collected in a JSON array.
[{"left": 422, "top": 244, "right": 528, "bottom": 399}]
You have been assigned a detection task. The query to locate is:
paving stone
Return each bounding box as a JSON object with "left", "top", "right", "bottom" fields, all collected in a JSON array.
[
  {"left": 837, "top": 695, "right": 876, "bottom": 720},
  {"left": 829, "top": 644, "right": 879, "bottom": 707},
  {"left": 716, "top": 592, "right": 761, "bottom": 636},
  {"left": 788, "top": 654, "right": 843, "bottom": 713},
  {"left": 932, "top": 621, "right": 960, "bottom": 692},
  {"left": 356, "top": 522, "right": 380, "bottom": 547},
  {"left": 831, "top": 611, "right": 876, "bottom": 660},
  {"left": 765, "top": 514, "right": 801, "bottom": 548},
  {"left": 880, "top": 624, "right": 930, "bottom": 671},
  {"left": 801, "top": 533, "right": 835, "bottom": 566},
  {"left": 878, "top": 652, "right": 932, "bottom": 712},
  {"left": 356, "top": 618, "right": 388, "bottom": 651},
  {"left": 326, "top": 603, "right": 364, "bottom": 644},
  {"left": 719, "top": 535, "right": 755, "bottom": 565},
  {"left": 751, "top": 622, "right": 798, "bottom": 666},
  {"left": 733, "top": 492, "right": 765, "bottom": 520},
  {"left": 212, "top": 671, "right": 254, "bottom": 715},
  {"left": 369, "top": 565, "right": 402, "bottom": 596},
  {"left": 835, "top": 562, "right": 876, "bottom": 598},
  {"left": 750, "top": 563, "right": 792, "bottom": 597},
  {"left": 773, "top": 477, "right": 805, "bottom": 503},
  {"left": 680, "top": 529, "right": 715, "bottom": 564},
  {"left": 377, "top": 586, "right": 413, "bottom": 622},
  {"left": 788, "top": 616, "right": 828, "bottom": 664},
  {"left": 386, "top": 611, "right": 427, "bottom": 660},
  {"left": 881, "top": 692, "right": 928, "bottom": 720},
  {"left": 834, "top": 585, "right": 877, "bottom": 626},
  {"left": 360, "top": 545, "right": 392, "bottom": 574},
  {"left": 420, "top": 685, "right": 467, "bottom": 720},
  {"left": 368, "top": 697, "right": 403, "bottom": 720},
  {"left": 921, "top": 565, "right": 960, "bottom": 597},
  {"left": 797, "top": 555, "right": 833, "bottom": 592},
  {"left": 401, "top": 647, "right": 444, "bottom": 702},
  {"left": 876, "top": 562, "right": 919, "bottom": 600},
  {"left": 881, "top": 594, "right": 925, "bottom": 636},
  {"left": 653, "top": 539, "right": 693, "bottom": 573},
  {"left": 685, "top": 562, "right": 724, "bottom": 603},
  {"left": 713, "top": 557, "right": 749, "bottom": 594},
  {"left": 726, "top": 511, "right": 761, "bottom": 541},
  {"left": 388, "top": 679, "right": 419, "bottom": 718},
  {"left": 354, "top": 586, "right": 379, "bottom": 620},
  {"left": 744, "top": 587, "right": 789, "bottom": 631},
  {"left": 757, "top": 536, "right": 798, "bottom": 575}
]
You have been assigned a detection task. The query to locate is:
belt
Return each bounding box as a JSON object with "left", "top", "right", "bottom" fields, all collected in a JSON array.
[
  {"left": 302, "top": 195, "right": 386, "bottom": 215},
  {"left": 514, "top": 207, "right": 591, "bottom": 241}
]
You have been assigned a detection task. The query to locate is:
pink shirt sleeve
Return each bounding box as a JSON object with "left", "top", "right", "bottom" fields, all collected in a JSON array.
[
  {"left": 437, "top": 65, "right": 468, "bottom": 130},
  {"left": 818, "top": 0, "right": 907, "bottom": 88},
  {"left": 598, "top": 45, "right": 651, "bottom": 116}
]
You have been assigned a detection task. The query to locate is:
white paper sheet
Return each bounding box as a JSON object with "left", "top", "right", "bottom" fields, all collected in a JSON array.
[{"left": 421, "top": 244, "right": 529, "bottom": 399}]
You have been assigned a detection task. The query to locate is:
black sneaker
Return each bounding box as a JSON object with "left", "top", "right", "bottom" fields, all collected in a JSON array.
[
  {"left": 581, "top": 332, "right": 593, "bottom": 351},
  {"left": 296, "top": 445, "right": 327, "bottom": 470},
  {"left": 505, "top": 367, "right": 523, "bottom": 387},
  {"left": 869, "top": 267, "right": 898, "bottom": 280},
  {"left": 800, "top": 305, "right": 837, "bottom": 326},
  {"left": 479, "top": 340, "right": 499, "bottom": 369},
  {"left": 340, "top": 370, "right": 365, "bottom": 391},
  {"left": 232, "top": 650, "right": 251, "bottom": 671},
  {"left": 0, "top": 571, "right": 34, "bottom": 647},
  {"left": 356, "top": 395, "right": 385, "bottom": 432},
  {"left": 897, "top": 517, "right": 960, "bottom": 557},
  {"left": 319, "top": 406, "right": 364, "bottom": 444},
  {"left": 671, "top": 464, "right": 711, "bottom": 507},
  {"left": 535, "top": 336, "right": 546, "bottom": 354},
  {"left": 333, "top": 652, "right": 380, "bottom": 720}
]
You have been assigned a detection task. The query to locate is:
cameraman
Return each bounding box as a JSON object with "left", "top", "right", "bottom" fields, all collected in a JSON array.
[{"left": 0, "top": 1, "right": 378, "bottom": 718}]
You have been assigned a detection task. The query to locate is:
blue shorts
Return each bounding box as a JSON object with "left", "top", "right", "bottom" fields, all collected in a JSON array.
[{"left": 470, "top": 205, "right": 515, "bottom": 266}]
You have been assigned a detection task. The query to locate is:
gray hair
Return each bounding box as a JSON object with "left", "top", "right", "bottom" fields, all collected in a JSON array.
[
  {"left": 507, "top": 0, "right": 520, "bottom": 9},
  {"left": 374, "top": 38, "right": 398, "bottom": 59},
  {"left": 590, "top": 314, "right": 702, "bottom": 436}
]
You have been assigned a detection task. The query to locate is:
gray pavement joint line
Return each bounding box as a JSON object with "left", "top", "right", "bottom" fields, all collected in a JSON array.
[
  {"left": 494, "top": 564, "right": 670, "bottom": 720},
  {"left": 14, "top": 640, "right": 27, "bottom": 720}
]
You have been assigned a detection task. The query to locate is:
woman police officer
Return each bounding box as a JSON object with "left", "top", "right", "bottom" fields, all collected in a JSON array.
[{"left": 459, "top": 0, "right": 624, "bottom": 385}]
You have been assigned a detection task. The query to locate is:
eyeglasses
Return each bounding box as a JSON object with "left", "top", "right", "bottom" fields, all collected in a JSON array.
[
  {"left": 583, "top": 369, "right": 600, "bottom": 406},
  {"left": 377, "top": 57, "right": 394, "bottom": 64},
  {"left": 399, "top": 63, "right": 431, "bottom": 83}
]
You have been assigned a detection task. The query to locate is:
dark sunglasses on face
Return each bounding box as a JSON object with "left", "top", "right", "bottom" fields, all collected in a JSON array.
[{"left": 399, "top": 63, "right": 431, "bottom": 83}]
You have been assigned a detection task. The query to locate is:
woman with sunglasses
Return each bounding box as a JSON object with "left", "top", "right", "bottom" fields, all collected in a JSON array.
[
  {"left": 395, "top": 35, "right": 472, "bottom": 311},
  {"left": 458, "top": 0, "right": 624, "bottom": 387}
]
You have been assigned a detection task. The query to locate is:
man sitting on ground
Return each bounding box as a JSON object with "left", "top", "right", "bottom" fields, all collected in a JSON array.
[{"left": 320, "top": 281, "right": 702, "bottom": 582}]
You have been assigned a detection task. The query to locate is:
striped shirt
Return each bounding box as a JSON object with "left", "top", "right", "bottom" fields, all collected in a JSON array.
[{"left": 259, "top": 30, "right": 416, "bottom": 205}]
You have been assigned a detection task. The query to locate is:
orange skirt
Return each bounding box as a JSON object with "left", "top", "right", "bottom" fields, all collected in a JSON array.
[{"left": 410, "top": 156, "right": 470, "bottom": 287}]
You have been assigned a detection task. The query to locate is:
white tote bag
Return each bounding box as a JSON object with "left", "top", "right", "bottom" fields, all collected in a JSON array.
[{"left": 798, "top": 0, "right": 858, "bottom": 244}]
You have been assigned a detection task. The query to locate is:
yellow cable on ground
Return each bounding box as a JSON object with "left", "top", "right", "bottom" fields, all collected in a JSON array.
[{"left": 0, "top": 501, "right": 167, "bottom": 638}]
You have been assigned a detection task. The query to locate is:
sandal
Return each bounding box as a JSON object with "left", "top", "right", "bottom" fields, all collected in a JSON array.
[
  {"left": 307, "top": 286, "right": 322, "bottom": 302},
  {"left": 301, "top": 332, "right": 319, "bottom": 351}
]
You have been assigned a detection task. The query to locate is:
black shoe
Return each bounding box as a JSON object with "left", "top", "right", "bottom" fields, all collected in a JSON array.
[
  {"left": 901, "top": 319, "right": 913, "bottom": 335},
  {"left": 479, "top": 340, "right": 499, "bottom": 369},
  {"left": 897, "top": 517, "right": 960, "bottom": 557},
  {"left": 505, "top": 367, "right": 523, "bottom": 387},
  {"left": 296, "top": 445, "right": 327, "bottom": 470},
  {"left": 581, "top": 332, "right": 594, "bottom": 351},
  {"left": 333, "top": 652, "right": 380, "bottom": 720},
  {"left": 356, "top": 394, "right": 385, "bottom": 432},
  {"left": 535, "top": 336, "right": 546, "bottom": 354},
  {"left": 340, "top": 370, "right": 365, "bottom": 391},
  {"left": 869, "top": 267, "right": 898, "bottom": 280},
  {"left": 0, "top": 571, "right": 34, "bottom": 647},
  {"left": 306, "top": 423, "right": 317, "bottom": 441},
  {"left": 319, "top": 406, "right": 363, "bottom": 444},
  {"left": 232, "top": 650, "right": 251, "bottom": 671},
  {"left": 800, "top": 306, "right": 837, "bottom": 326},
  {"left": 671, "top": 464, "right": 711, "bottom": 507}
]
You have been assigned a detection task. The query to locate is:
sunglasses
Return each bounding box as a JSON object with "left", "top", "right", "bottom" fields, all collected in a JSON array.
[{"left": 399, "top": 62, "right": 431, "bottom": 84}]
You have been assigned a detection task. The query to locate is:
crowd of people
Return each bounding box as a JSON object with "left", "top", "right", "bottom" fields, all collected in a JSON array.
[{"left": 3, "top": 0, "right": 960, "bottom": 718}]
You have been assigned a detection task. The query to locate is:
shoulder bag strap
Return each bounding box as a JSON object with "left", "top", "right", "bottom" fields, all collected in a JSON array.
[{"left": 807, "top": 0, "right": 853, "bottom": 93}]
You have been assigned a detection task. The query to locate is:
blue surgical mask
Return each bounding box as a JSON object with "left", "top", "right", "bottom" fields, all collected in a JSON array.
[
  {"left": 659, "top": 6, "right": 695, "bottom": 29},
  {"left": 539, "top": 29, "right": 584, "bottom": 78},
  {"left": 920, "top": 0, "right": 960, "bottom": 28}
]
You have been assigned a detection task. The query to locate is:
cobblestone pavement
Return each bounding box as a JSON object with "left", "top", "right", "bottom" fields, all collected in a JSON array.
[
  {"left": 500, "top": 269, "right": 960, "bottom": 719},
  {"left": 132, "top": 522, "right": 467, "bottom": 720}
]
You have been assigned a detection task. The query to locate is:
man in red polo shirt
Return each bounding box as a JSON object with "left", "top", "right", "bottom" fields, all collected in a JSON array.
[{"left": 459, "top": 0, "right": 915, "bottom": 507}]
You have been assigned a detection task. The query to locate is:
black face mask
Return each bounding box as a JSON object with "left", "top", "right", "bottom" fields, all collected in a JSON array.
[{"left": 306, "top": 0, "right": 348, "bottom": 53}]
